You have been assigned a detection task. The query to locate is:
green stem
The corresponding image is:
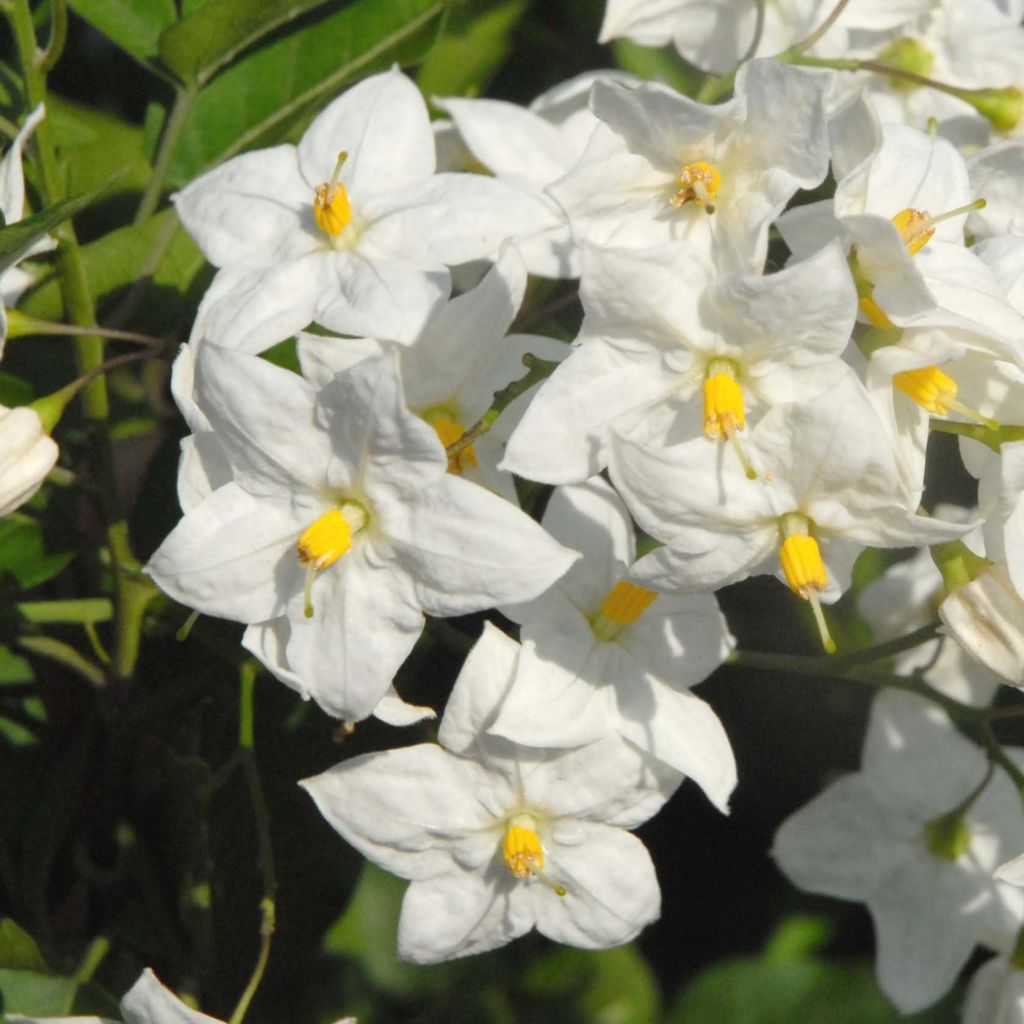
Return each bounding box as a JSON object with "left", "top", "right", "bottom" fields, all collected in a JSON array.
[
  {"left": 789, "top": 0, "right": 852, "bottom": 54},
  {"left": 229, "top": 662, "right": 277, "bottom": 1024},
  {"left": 7, "top": 310, "right": 166, "bottom": 348},
  {"left": 929, "top": 419, "right": 1024, "bottom": 452},
  {"left": 446, "top": 354, "right": 559, "bottom": 460},
  {"left": 73, "top": 934, "right": 110, "bottom": 983},
  {"left": 37, "top": 0, "right": 66, "bottom": 73},
  {"left": 136, "top": 82, "right": 198, "bottom": 223},
  {"left": 15, "top": 598, "right": 113, "bottom": 624},
  {"left": 7, "top": 0, "right": 148, "bottom": 684}
]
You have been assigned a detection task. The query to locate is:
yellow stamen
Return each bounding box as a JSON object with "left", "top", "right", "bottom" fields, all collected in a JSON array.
[
  {"left": 893, "top": 365, "right": 1000, "bottom": 429},
  {"left": 703, "top": 361, "right": 757, "bottom": 479},
  {"left": 670, "top": 160, "right": 722, "bottom": 213},
  {"left": 859, "top": 294, "right": 894, "bottom": 329},
  {"left": 314, "top": 151, "right": 352, "bottom": 237},
  {"left": 297, "top": 503, "right": 366, "bottom": 617},
  {"left": 501, "top": 815, "right": 566, "bottom": 896},
  {"left": 891, "top": 198, "right": 986, "bottom": 256},
  {"left": 779, "top": 516, "right": 836, "bottom": 654},
  {"left": 591, "top": 581, "right": 658, "bottom": 641},
  {"left": 431, "top": 415, "right": 479, "bottom": 474}
]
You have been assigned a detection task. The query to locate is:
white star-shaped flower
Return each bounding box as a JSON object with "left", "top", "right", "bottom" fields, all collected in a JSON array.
[
  {"left": 146, "top": 345, "right": 576, "bottom": 722},
  {"left": 302, "top": 622, "right": 680, "bottom": 963}
]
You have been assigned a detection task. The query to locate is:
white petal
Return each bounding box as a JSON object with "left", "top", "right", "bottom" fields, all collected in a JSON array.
[{"left": 121, "top": 968, "right": 222, "bottom": 1023}]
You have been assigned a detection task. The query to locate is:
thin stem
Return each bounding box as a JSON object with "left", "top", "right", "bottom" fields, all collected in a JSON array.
[
  {"left": 15, "top": 597, "right": 113, "bottom": 624},
  {"left": 229, "top": 662, "right": 277, "bottom": 1024},
  {"left": 930, "top": 418, "right": 1024, "bottom": 452},
  {"left": 7, "top": 0, "right": 146, "bottom": 685},
  {"left": 512, "top": 288, "right": 579, "bottom": 331},
  {"left": 136, "top": 83, "right": 198, "bottom": 223},
  {"left": 446, "top": 354, "right": 559, "bottom": 460},
  {"left": 789, "top": 0, "right": 852, "bottom": 54},
  {"left": 8, "top": 311, "right": 166, "bottom": 348},
  {"left": 37, "top": 0, "right": 67, "bottom": 73}
]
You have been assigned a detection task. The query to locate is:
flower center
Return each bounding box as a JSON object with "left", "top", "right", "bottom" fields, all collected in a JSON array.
[
  {"left": 501, "top": 814, "right": 566, "bottom": 895},
  {"left": 778, "top": 513, "right": 835, "bottom": 654},
  {"left": 923, "top": 809, "right": 971, "bottom": 861},
  {"left": 892, "top": 365, "right": 1000, "bottom": 429},
  {"left": 702, "top": 359, "right": 757, "bottom": 479},
  {"left": 670, "top": 160, "right": 722, "bottom": 213},
  {"left": 429, "top": 414, "right": 479, "bottom": 475},
  {"left": 297, "top": 502, "right": 368, "bottom": 617},
  {"left": 313, "top": 151, "right": 353, "bottom": 238},
  {"left": 590, "top": 580, "right": 659, "bottom": 642},
  {"left": 891, "top": 198, "right": 986, "bottom": 256}
]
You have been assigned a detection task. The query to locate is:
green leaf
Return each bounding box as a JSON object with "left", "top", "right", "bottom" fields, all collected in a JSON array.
[
  {"left": 0, "top": 519, "right": 73, "bottom": 590},
  {"left": 0, "top": 645, "right": 33, "bottom": 686},
  {"left": 67, "top": 0, "right": 177, "bottom": 66},
  {"left": 22, "top": 210, "right": 205, "bottom": 337},
  {"left": 323, "top": 862, "right": 458, "bottom": 998},
  {"left": 0, "top": 969, "right": 77, "bottom": 1015},
  {"left": 0, "top": 919, "right": 47, "bottom": 972},
  {"left": 48, "top": 94, "right": 152, "bottom": 198},
  {"left": 158, "top": 0, "right": 338, "bottom": 85},
  {"left": 525, "top": 945, "right": 661, "bottom": 1024},
  {"left": 417, "top": 0, "right": 527, "bottom": 99},
  {"left": 0, "top": 178, "right": 120, "bottom": 278},
  {"left": 611, "top": 40, "right": 705, "bottom": 97},
  {"left": 166, "top": 0, "right": 448, "bottom": 185},
  {"left": 0, "top": 373, "right": 35, "bottom": 408}
]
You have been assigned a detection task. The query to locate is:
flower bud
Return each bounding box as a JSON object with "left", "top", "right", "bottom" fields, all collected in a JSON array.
[
  {"left": 939, "top": 564, "right": 1024, "bottom": 686},
  {"left": 963, "top": 87, "right": 1024, "bottom": 133},
  {"left": 0, "top": 404, "right": 59, "bottom": 517}
]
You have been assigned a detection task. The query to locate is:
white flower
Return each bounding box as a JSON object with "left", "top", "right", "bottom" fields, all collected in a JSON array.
[
  {"left": 502, "top": 239, "right": 856, "bottom": 484},
  {"left": 608, "top": 372, "right": 968, "bottom": 650},
  {"left": 964, "top": 954, "right": 1024, "bottom": 1024},
  {"left": 297, "top": 243, "right": 568, "bottom": 504},
  {"left": 597, "top": 0, "right": 931, "bottom": 74},
  {"left": 434, "top": 71, "right": 639, "bottom": 277},
  {"left": 548, "top": 59, "right": 830, "bottom": 273},
  {"left": 940, "top": 564, "right": 1024, "bottom": 687},
  {"left": 490, "top": 477, "right": 737, "bottom": 811},
  {"left": 301, "top": 622, "right": 680, "bottom": 963},
  {"left": 174, "top": 68, "right": 550, "bottom": 351},
  {"left": 773, "top": 690, "right": 1024, "bottom": 1013},
  {"left": 146, "top": 345, "right": 576, "bottom": 721},
  {"left": 0, "top": 404, "right": 58, "bottom": 517}
]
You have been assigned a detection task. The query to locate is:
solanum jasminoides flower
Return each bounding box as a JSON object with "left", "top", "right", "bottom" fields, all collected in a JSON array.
[
  {"left": 146, "top": 345, "right": 576, "bottom": 722},
  {"left": 302, "top": 623, "right": 680, "bottom": 963},
  {"left": 0, "top": 404, "right": 58, "bottom": 518},
  {"left": 174, "top": 68, "right": 552, "bottom": 352},
  {"left": 491, "top": 477, "right": 737, "bottom": 811},
  {"left": 774, "top": 691, "right": 1024, "bottom": 1013},
  {"left": 608, "top": 372, "right": 972, "bottom": 651}
]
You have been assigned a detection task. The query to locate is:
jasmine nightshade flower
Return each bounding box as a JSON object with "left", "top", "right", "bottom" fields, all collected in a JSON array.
[
  {"left": 174, "top": 68, "right": 551, "bottom": 351},
  {"left": 146, "top": 345, "right": 576, "bottom": 722},
  {"left": 490, "top": 477, "right": 737, "bottom": 811},
  {"left": 297, "top": 244, "right": 567, "bottom": 504},
  {"left": 502, "top": 239, "right": 856, "bottom": 485},
  {"left": 773, "top": 690, "right": 1024, "bottom": 1013},
  {"left": 597, "top": 0, "right": 930, "bottom": 75},
  {"left": 0, "top": 403, "right": 58, "bottom": 517},
  {"left": 0, "top": 103, "right": 55, "bottom": 358},
  {"left": 548, "top": 59, "right": 830, "bottom": 273},
  {"left": 302, "top": 622, "right": 680, "bottom": 963},
  {"left": 434, "top": 71, "right": 638, "bottom": 278},
  {"left": 608, "top": 373, "right": 971, "bottom": 651},
  {"left": 963, "top": 953, "right": 1024, "bottom": 1024}
]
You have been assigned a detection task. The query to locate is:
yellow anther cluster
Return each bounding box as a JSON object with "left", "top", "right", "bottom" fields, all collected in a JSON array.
[
  {"left": 670, "top": 160, "right": 722, "bottom": 213},
  {"left": 314, "top": 151, "right": 353, "bottom": 237},
  {"left": 297, "top": 508, "right": 353, "bottom": 571},
  {"left": 779, "top": 533, "right": 828, "bottom": 599},
  {"left": 431, "top": 415, "right": 479, "bottom": 475},
  {"left": 893, "top": 365, "right": 957, "bottom": 414},
  {"left": 703, "top": 370, "right": 746, "bottom": 440},
  {"left": 891, "top": 208, "right": 934, "bottom": 255},
  {"left": 599, "top": 580, "right": 659, "bottom": 626},
  {"left": 502, "top": 821, "right": 544, "bottom": 880}
]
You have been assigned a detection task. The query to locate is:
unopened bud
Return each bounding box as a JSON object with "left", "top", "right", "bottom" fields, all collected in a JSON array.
[{"left": 963, "top": 86, "right": 1024, "bottom": 133}]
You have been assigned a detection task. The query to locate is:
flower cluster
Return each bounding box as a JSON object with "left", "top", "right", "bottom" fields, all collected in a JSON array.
[{"left": 120, "top": 0, "right": 1024, "bottom": 1014}]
